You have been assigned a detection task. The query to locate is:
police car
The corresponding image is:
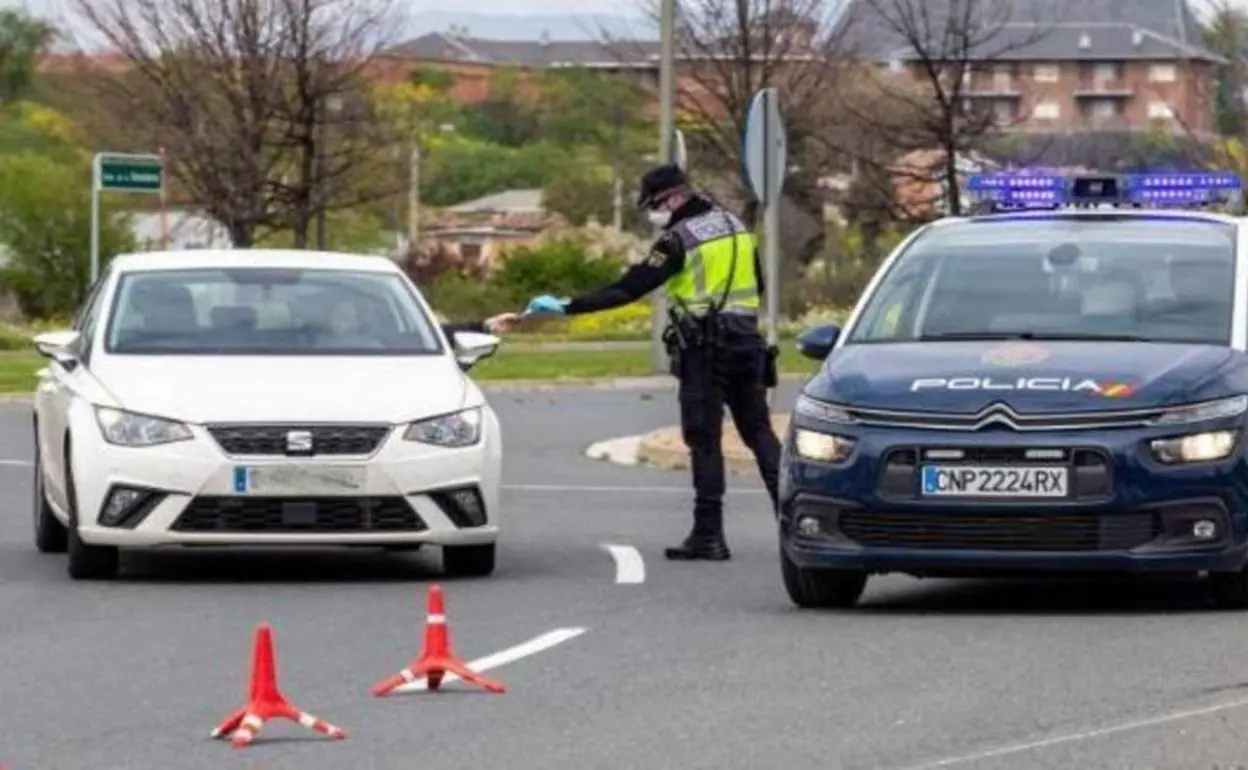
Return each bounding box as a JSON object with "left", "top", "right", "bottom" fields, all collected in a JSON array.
[{"left": 781, "top": 170, "right": 1248, "bottom": 609}]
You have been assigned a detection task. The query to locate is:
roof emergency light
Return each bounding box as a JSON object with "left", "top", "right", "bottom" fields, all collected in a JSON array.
[{"left": 964, "top": 169, "right": 1244, "bottom": 213}]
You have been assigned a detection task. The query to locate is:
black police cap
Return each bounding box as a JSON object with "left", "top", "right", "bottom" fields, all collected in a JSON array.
[{"left": 637, "top": 164, "right": 687, "bottom": 208}]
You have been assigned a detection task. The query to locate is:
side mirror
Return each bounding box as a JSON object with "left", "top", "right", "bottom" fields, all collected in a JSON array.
[
  {"left": 452, "top": 331, "right": 500, "bottom": 371},
  {"left": 32, "top": 329, "right": 81, "bottom": 368},
  {"left": 796, "top": 323, "right": 840, "bottom": 361}
]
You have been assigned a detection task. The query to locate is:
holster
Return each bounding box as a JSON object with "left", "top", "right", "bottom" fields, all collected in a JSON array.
[{"left": 762, "top": 343, "right": 779, "bottom": 388}]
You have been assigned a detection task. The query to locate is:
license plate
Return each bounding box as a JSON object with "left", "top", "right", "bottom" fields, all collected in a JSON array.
[
  {"left": 920, "top": 465, "right": 1068, "bottom": 498},
  {"left": 232, "top": 465, "right": 367, "bottom": 495}
]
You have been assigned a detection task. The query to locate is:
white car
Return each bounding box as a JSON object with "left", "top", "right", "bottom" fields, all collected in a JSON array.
[{"left": 31, "top": 249, "right": 504, "bottom": 580}]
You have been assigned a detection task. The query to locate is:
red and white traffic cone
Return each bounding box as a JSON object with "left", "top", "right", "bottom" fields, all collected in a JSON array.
[
  {"left": 211, "top": 623, "right": 347, "bottom": 748},
  {"left": 371, "top": 584, "right": 507, "bottom": 696}
]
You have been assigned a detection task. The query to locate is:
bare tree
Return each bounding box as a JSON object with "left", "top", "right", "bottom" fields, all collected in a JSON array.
[
  {"left": 65, "top": 0, "right": 402, "bottom": 248},
  {"left": 615, "top": 0, "right": 855, "bottom": 263},
  {"left": 838, "top": 0, "right": 1060, "bottom": 216},
  {"left": 267, "top": 0, "right": 403, "bottom": 249}
]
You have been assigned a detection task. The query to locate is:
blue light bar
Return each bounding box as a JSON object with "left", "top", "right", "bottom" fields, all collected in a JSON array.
[
  {"left": 965, "top": 169, "right": 1244, "bottom": 212},
  {"left": 1124, "top": 172, "right": 1242, "bottom": 205},
  {"left": 965, "top": 173, "right": 1066, "bottom": 192}
]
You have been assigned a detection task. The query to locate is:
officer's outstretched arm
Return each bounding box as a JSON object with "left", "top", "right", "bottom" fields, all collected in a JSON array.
[{"left": 561, "top": 236, "right": 685, "bottom": 315}]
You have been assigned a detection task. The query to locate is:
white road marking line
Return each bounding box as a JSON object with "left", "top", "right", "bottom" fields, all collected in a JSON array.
[
  {"left": 503, "top": 483, "right": 766, "bottom": 494},
  {"left": 601, "top": 544, "right": 645, "bottom": 584},
  {"left": 395, "top": 627, "right": 586, "bottom": 693},
  {"left": 0, "top": 458, "right": 32, "bottom": 467},
  {"left": 895, "top": 694, "right": 1248, "bottom": 769}
]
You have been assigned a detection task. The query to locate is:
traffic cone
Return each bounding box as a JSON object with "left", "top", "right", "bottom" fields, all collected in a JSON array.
[
  {"left": 371, "top": 584, "right": 507, "bottom": 696},
  {"left": 211, "top": 623, "right": 347, "bottom": 748}
]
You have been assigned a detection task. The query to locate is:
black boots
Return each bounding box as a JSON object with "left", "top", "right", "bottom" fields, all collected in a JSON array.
[{"left": 664, "top": 532, "right": 731, "bottom": 561}]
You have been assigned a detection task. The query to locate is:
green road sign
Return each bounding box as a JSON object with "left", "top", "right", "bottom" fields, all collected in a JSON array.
[{"left": 97, "top": 155, "right": 163, "bottom": 193}]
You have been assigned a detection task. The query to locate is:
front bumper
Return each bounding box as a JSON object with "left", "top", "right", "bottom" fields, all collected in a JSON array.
[
  {"left": 779, "top": 415, "right": 1248, "bottom": 576},
  {"left": 70, "top": 408, "right": 503, "bottom": 548}
]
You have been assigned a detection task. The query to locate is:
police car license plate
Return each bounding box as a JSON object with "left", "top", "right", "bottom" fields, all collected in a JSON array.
[{"left": 920, "top": 465, "right": 1068, "bottom": 498}]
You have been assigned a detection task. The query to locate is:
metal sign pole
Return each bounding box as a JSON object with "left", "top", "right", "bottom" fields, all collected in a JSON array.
[{"left": 89, "top": 153, "right": 101, "bottom": 284}]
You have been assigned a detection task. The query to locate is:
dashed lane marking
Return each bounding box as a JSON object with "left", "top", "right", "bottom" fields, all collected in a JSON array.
[
  {"left": 394, "top": 627, "right": 587, "bottom": 693},
  {"left": 601, "top": 544, "right": 645, "bottom": 584}
]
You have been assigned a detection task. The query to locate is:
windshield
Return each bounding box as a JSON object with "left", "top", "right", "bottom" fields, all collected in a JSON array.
[
  {"left": 104, "top": 267, "right": 443, "bottom": 355},
  {"left": 846, "top": 217, "right": 1237, "bottom": 345}
]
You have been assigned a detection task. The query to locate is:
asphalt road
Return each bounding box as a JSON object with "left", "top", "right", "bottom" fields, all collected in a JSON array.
[{"left": 5, "top": 382, "right": 1248, "bottom": 769}]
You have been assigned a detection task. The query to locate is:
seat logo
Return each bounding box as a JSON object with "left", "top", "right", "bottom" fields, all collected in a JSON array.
[{"left": 285, "top": 430, "right": 313, "bottom": 454}]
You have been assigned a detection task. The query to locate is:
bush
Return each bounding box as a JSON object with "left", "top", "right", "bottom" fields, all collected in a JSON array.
[
  {"left": 563, "top": 301, "right": 653, "bottom": 335},
  {"left": 491, "top": 235, "right": 625, "bottom": 300},
  {"left": 424, "top": 272, "right": 516, "bottom": 323}
]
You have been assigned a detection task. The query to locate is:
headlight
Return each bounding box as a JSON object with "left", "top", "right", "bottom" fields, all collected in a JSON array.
[
  {"left": 1152, "top": 395, "right": 1248, "bottom": 426},
  {"left": 1150, "top": 430, "right": 1238, "bottom": 464},
  {"left": 794, "top": 394, "right": 856, "bottom": 424},
  {"left": 403, "top": 408, "right": 482, "bottom": 447},
  {"left": 793, "top": 428, "right": 856, "bottom": 463},
  {"left": 94, "top": 406, "right": 193, "bottom": 447}
]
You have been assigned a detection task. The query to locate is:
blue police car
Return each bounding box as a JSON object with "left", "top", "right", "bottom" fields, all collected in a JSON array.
[{"left": 781, "top": 170, "right": 1248, "bottom": 609}]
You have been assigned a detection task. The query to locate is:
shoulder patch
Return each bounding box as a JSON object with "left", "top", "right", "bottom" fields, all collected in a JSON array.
[{"left": 644, "top": 248, "right": 667, "bottom": 267}]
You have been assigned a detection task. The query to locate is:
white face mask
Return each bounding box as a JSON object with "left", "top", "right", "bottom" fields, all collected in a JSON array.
[{"left": 647, "top": 209, "right": 672, "bottom": 227}]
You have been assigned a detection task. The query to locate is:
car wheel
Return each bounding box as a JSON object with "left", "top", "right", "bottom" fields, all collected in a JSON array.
[
  {"left": 780, "top": 542, "right": 867, "bottom": 609},
  {"left": 32, "top": 433, "right": 67, "bottom": 553},
  {"left": 443, "top": 543, "right": 495, "bottom": 578},
  {"left": 1209, "top": 569, "right": 1248, "bottom": 609},
  {"left": 64, "top": 442, "right": 119, "bottom": 581}
]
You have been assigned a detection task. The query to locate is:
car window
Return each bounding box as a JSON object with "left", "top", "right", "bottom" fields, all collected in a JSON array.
[
  {"left": 847, "top": 218, "right": 1237, "bottom": 345},
  {"left": 103, "top": 267, "right": 444, "bottom": 355}
]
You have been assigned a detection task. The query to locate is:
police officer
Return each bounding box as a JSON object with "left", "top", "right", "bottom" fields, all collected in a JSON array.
[{"left": 524, "top": 164, "right": 782, "bottom": 561}]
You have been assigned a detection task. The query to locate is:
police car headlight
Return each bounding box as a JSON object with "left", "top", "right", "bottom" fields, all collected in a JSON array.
[
  {"left": 1152, "top": 395, "right": 1248, "bottom": 426},
  {"left": 794, "top": 429, "right": 856, "bottom": 463},
  {"left": 94, "top": 406, "right": 193, "bottom": 447},
  {"left": 794, "top": 394, "right": 856, "bottom": 424},
  {"left": 1149, "top": 430, "right": 1238, "bottom": 464},
  {"left": 403, "top": 408, "right": 482, "bottom": 447}
]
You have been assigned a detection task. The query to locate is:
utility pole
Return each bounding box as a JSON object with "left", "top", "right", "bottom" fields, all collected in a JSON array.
[
  {"left": 651, "top": 0, "right": 676, "bottom": 374},
  {"left": 612, "top": 101, "right": 623, "bottom": 232},
  {"left": 408, "top": 143, "right": 421, "bottom": 248}
]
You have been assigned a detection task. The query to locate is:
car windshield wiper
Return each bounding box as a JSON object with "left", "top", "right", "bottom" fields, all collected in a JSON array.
[{"left": 919, "top": 331, "right": 1148, "bottom": 342}]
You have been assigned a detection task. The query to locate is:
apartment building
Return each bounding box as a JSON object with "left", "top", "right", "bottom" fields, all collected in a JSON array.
[{"left": 841, "top": 0, "right": 1225, "bottom": 137}]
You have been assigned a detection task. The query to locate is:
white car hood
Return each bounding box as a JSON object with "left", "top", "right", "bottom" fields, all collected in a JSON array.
[{"left": 89, "top": 355, "right": 471, "bottom": 424}]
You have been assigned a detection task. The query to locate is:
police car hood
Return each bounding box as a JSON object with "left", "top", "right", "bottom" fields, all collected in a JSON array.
[{"left": 809, "top": 341, "right": 1240, "bottom": 413}]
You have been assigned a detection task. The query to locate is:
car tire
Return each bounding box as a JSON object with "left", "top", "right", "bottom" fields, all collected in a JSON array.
[
  {"left": 1209, "top": 570, "right": 1248, "bottom": 609},
  {"left": 780, "top": 542, "right": 867, "bottom": 609},
  {"left": 443, "top": 543, "right": 495, "bottom": 578},
  {"left": 32, "top": 433, "right": 68, "bottom": 554},
  {"left": 64, "top": 441, "right": 119, "bottom": 581}
]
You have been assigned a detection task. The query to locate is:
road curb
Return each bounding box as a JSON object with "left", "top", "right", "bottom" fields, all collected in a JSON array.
[
  {"left": 481, "top": 372, "right": 808, "bottom": 391},
  {"left": 632, "top": 414, "right": 792, "bottom": 475},
  {"left": 585, "top": 434, "right": 644, "bottom": 465}
]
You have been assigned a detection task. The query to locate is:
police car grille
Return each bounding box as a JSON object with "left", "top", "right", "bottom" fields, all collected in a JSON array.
[
  {"left": 206, "top": 425, "right": 390, "bottom": 455},
  {"left": 837, "top": 511, "right": 1157, "bottom": 551},
  {"left": 171, "top": 496, "right": 427, "bottom": 532}
]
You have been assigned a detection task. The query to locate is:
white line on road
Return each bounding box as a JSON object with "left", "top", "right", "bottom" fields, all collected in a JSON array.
[
  {"left": 0, "top": 458, "right": 31, "bottom": 466},
  {"left": 503, "top": 483, "right": 766, "bottom": 495},
  {"left": 601, "top": 544, "right": 645, "bottom": 584},
  {"left": 895, "top": 694, "right": 1248, "bottom": 769},
  {"left": 395, "top": 627, "right": 586, "bottom": 693}
]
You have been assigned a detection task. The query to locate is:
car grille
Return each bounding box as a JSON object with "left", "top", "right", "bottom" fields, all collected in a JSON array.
[
  {"left": 206, "top": 424, "right": 391, "bottom": 456},
  {"left": 171, "top": 496, "right": 427, "bottom": 533},
  {"left": 837, "top": 510, "right": 1157, "bottom": 551}
]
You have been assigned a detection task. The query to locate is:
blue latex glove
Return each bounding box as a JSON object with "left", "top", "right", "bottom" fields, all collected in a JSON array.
[{"left": 526, "top": 294, "right": 569, "bottom": 316}]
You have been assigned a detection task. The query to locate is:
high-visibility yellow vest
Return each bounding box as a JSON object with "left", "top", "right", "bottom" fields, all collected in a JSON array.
[{"left": 664, "top": 209, "right": 760, "bottom": 315}]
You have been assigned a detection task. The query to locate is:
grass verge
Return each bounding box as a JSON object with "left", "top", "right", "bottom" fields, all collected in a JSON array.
[{"left": 0, "top": 346, "right": 820, "bottom": 393}]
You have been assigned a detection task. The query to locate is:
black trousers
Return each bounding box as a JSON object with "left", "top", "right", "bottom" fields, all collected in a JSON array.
[{"left": 674, "top": 333, "right": 782, "bottom": 536}]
